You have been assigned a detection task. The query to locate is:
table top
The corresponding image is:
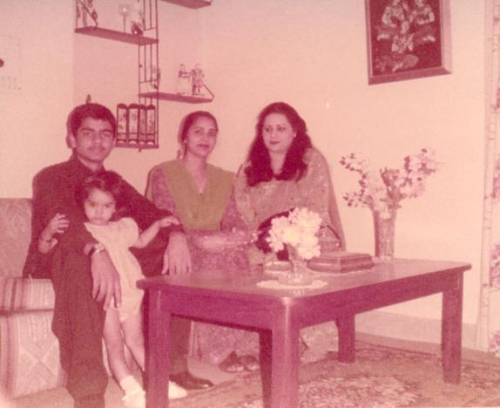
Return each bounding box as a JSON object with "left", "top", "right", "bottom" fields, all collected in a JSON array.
[{"left": 137, "top": 258, "right": 471, "bottom": 301}]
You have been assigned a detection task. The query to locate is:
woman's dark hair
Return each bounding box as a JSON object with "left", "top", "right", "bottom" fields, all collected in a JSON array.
[
  {"left": 67, "top": 103, "right": 117, "bottom": 137},
  {"left": 76, "top": 170, "right": 127, "bottom": 221},
  {"left": 245, "top": 102, "right": 312, "bottom": 187},
  {"left": 178, "top": 110, "right": 218, "bottom": 144}
]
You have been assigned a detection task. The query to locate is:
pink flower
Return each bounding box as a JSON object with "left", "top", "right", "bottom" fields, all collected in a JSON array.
[{"left": 340, "top": 148, "right": 438, "bottom": 214}]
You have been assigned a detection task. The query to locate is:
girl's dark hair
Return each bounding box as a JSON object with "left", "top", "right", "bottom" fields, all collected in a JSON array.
[
  {"left": 76, "top": 170, "right": 127, "bottom": 220},
  {"left": 178, "top": 110, "right": 218, "bottom": 144},
  {"left": 245, "top": 102, "right": 312, "bottom": 187}
]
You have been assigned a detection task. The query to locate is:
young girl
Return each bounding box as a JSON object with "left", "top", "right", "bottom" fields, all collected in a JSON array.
[{"left": 38, "top": 170, "right": 187, "bottom": 408}]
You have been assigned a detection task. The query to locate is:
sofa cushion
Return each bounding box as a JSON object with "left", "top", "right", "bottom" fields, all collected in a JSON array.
[
  {"left": 0, "top": 199, "right": 32, "bottom": 279},
  {"left": 0, "top": 311, "right": 66, "bottom": 398}
]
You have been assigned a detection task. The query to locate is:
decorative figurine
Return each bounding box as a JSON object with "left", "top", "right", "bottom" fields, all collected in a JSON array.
[
  {"left": 176, "top": 64, "right": 191, "bottom": 95},
  {"left": 78, "top": 0, "right": 98, "bottom": 28},
  {"left": 129, "top": 0, "right": 144, "bottom": 35},
  {"left": 146, "top": 104, "right": 156, "bottom": 144},
  {"left": 118, "top": 3, "right": 131, "bottom": 33},
  {"left": 128, "top": 103, "right": 139, "bottom": 144},
  {"left": 191, "top": 63, "right": 204, "bottom": 96},
  {"left": 116, "top": 103, "right": 129, "bottom": 144}
]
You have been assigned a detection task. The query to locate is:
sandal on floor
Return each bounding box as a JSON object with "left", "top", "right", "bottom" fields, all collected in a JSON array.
[
  {"left": 218, "top": 351, "right": 244, "bottom": 373},
  {"left": 239, "top": 354, "right": 260, "bottom": 372}
]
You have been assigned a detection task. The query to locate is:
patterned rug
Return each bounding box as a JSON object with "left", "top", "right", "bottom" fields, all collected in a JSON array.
[{"left": 169, "top": 341, "right": 500, "bottom": 408}]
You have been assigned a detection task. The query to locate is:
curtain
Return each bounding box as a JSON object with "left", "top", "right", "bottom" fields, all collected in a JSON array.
[{"left": 477, "top": 0, "right": 500, "bottom": 353}]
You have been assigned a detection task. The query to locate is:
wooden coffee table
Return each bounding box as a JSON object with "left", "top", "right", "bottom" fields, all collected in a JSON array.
[{"left": 138, "top": 259, "right": 471, "bottom": 408}]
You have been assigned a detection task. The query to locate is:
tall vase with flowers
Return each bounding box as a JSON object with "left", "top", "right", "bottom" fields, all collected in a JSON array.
[
  {"left": 267, "top": 207, "right": 322, "bottom": 285},
  {"left": 340, "top": 148, "right": 439, "bottom": 261}
]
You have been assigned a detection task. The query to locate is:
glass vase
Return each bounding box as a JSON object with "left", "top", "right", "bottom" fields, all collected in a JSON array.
[
  {"left": 373, "top": 209, "right": 397, "bottom": 262},
  {"left": 278, "top": 245, "right": 314, "bottom": 286}
]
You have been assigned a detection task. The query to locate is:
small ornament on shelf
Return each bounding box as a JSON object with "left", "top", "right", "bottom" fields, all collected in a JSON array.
[
  {"left": 177, "top": 64, "right": 191, "bottom": 95},
  {"left": 116, "top": 103, "right": 129, "bottom": 144},
  {"left": 115, "top": 103, "right": 156, "bottom": 147},
  {"left": 150, "top": 65, "right": 161, "bottom": 91},
  {"left": 129, "top": 0, "right": 144, "bottom": 35},
  {"left": 77, "top": 0, "right": 98, "bottom": 28},
  {"left": 191, "top": 63, "right": 205, "bottom": 96},
  {"left": 118, "top": 3, "right": 131, "bottom": 33},
  {"left": 138, "top": 104, "right": 147, "bottom": 143},
  {"left": 146, "top": 104, "right": 156, "bottom": 144},
  {"left": 127, "top": 103, "right": 140, "bottom": 144}
]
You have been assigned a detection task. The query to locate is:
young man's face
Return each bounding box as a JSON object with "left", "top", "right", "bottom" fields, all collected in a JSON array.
[{"left": 68, "top": 117, "right": 115, "bottom": 170}]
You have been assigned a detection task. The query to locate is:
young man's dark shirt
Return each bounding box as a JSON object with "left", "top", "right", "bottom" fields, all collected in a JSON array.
[{"left": 22, "top": 154, "right": 185, "bottom": 405}]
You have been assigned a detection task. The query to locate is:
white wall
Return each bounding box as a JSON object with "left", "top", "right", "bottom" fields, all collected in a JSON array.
[
  {"left": 0, "top": 0, "right": 486, "bottom": 347},
  {"left": 200, "top": 0, "right": 485, "bottom": 333},
  {"left": 0, "top": 0, "right": 73, "bottom": 197}
]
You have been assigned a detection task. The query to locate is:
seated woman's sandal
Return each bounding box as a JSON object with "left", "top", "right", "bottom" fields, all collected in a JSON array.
[
  {"left": 219, "top": 351, "right": 245, "bottom": 373},
  {"left": 238, "top": 354, "right": 260, "bottom": 372},
  {"left": 218, "top": 352, "right": 260, "bottom": 373}
]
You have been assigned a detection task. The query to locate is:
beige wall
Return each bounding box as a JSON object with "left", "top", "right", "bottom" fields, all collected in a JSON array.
[
  {"left": 0, "top": 0, "right": 73, "bottom": 197},
  {"left": 0, "top": 0, "right": 486, "bottom": 345}
]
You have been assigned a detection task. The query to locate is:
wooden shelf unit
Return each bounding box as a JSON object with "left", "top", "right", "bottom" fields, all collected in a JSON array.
[
  {"left": 160, "top": 0, "right": 212, "bottom": 9},
  {"left": 74, "top": 0, "right": 214, "bottom": 149},
  {"left": 74, "top": 27, "right": 158, "bottom": 45},
  {"left": 140, "top": 91, "right": 213, "bottom": 103}
]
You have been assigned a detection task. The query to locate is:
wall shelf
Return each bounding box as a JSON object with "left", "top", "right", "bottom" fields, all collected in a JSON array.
[
  {"left": 160, "top": 0, "right": 212, "bottom": 9},
  {"left": 139, "top": 91, "right": 213, "bottom": 103},
  {"left": 74, "top": 0, "right": 214, "bottom": 149},
  {"left": 74, "top": 27, "right": 158, "bottom": 46}
]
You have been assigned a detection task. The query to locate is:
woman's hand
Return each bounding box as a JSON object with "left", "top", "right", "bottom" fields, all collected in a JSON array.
[{"left": 164, "top": 231, "right": 192, "bottom": 275}]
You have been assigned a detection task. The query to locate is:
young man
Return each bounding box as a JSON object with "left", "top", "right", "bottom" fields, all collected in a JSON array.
[{"left": 23, "top": 103, "right": 212, "bottom": 408}]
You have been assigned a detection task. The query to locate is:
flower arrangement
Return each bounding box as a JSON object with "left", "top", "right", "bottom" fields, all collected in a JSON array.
[
  {"left": 340, "top": 148, "right": 439, "bottom": 219},
  {"left": 267, "top": 207, "right": 322, "bottom": 260}
]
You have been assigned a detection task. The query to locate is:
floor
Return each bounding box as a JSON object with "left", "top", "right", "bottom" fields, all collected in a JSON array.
[
  {"left": 8, "top": 333, "right": 499, "bottom": 408},
  {"left": 10, "top": 358, "right": 236, "bottom": 408}
]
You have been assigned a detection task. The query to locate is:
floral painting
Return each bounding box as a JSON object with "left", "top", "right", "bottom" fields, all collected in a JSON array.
[{"left": 365, "top": 0, "right": 451, "bottom": 84}]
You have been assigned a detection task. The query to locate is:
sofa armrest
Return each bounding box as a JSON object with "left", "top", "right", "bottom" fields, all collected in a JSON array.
[{"left": 0, "top": 278, "right": 54, "bottom": 311}]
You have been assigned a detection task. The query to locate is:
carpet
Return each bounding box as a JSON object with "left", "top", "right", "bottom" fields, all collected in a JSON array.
[{"left": 169, "top": 341, "right": 500, "bottom": 408}]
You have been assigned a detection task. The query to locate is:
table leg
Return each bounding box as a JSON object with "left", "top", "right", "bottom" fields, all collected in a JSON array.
[
  {"left": 146, "top": 291, "right": 170, "bottom": 408},
  {"left": 337, "top": 315, "right": 355, "bottom": 363},
  {"left": 441, "top": 273, "right": 463, "bottom": 384},
  {"left": 261, "top": 310, "right": 300, "bottom": 408}
]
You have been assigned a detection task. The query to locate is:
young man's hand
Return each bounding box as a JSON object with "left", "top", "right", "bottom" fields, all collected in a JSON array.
[{"left": 90, "top": 251, "right": 122, "bottom": 310}]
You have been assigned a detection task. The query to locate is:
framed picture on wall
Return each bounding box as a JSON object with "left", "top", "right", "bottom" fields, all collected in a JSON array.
[{"left": 365, "top": 0, "right": 451, "bottom": 85}]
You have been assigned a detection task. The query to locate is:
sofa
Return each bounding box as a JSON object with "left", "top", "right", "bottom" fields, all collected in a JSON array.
[{"left": 0, "top": 198, "right": 65, "bottom": 398}]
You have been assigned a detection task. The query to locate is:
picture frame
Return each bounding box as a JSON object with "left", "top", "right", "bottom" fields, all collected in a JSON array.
[{"left": 365, "top": 0, "right": 451, "bottom": 85}]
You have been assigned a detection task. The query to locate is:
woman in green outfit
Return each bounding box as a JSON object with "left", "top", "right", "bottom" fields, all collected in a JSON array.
[{"left": 145, "top": 110, "right": 259, "bottom": 373}]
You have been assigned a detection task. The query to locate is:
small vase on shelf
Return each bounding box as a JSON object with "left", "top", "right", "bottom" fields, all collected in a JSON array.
[
  {"left": 278, "top": 245, "right": 314, "bottom": 286},
  {"left": 373, "top": 208, "right": 397, "bottom": 262}
]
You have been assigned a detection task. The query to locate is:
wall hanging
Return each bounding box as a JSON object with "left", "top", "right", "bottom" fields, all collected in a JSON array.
[{"left": 365, "top": 0, "right": 451, "bottom": 85}]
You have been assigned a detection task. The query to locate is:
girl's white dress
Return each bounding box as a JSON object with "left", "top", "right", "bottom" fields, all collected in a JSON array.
[{"left": 85, "top": 217, "right": 144, "bottom": 321}]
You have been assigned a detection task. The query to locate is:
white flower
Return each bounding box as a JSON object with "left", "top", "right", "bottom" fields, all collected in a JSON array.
[{"left": 267, "top": 208, "right": 322, "bottom": 260}]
